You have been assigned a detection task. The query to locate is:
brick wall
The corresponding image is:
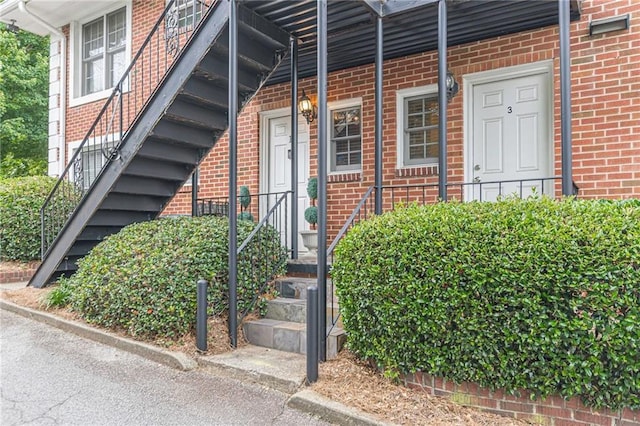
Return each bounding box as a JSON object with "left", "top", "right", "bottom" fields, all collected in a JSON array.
[
  {"left": 0, "top": 263, "right": 40, "bottom": 284},
  {"left": 163, "top": 0, "right": 640, "bottom": 238},
  {"left": 402, "top": 371, "right": 640, "bottom": 426},
  {"left": 58, "top": 1, "right": 639, "bottom": 235}
]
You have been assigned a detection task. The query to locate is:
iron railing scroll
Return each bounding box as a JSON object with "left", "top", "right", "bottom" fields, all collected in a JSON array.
[{"left": 40, "top": 0, "right": 215, "bottom": 257}]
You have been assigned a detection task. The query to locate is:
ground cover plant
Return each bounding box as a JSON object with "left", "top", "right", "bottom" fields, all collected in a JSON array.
[
  {"left": 49, "top": 215, "right": 287, "bottom": 339},
  {"left": 332, "top": 197, "right": 640, "bottom": 410},
  {"left": 0, "top": 176, "right": 75, "bottom": 261}
]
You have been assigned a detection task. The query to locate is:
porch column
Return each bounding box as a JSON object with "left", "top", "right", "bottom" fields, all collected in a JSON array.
[
  {"left": 559, "top": 0, "right": 574, "bottom": 195},
  {"left": 228, "top": 0, "right": 238, "bottom": 348},
  {"left": 374, "top": 14, "right": 383, "bottom": 215},
  {"left": 290, "top": 37, "right": 299, "bottom": 258},
  {"left": 317, "top": 0, "right": 328, "bottom": 362},
  {"left": 437, "top": 0, "right": 448, "bottom": 200}
]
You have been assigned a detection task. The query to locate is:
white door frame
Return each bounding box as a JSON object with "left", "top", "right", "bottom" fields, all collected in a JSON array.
[
  {"left": 463, "top": 60, "right": 554, "bottom": 200},
  {"left": 259, "top": 107, "right": 292, "bottom": 197}
]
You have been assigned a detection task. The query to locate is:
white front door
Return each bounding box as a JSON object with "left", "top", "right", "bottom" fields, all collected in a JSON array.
[
  {"left": 471, "top": 72, "right": 552, "bottom": 201},
  {"left": 267, "top": 115, "right": 309, "bottom": 252}
]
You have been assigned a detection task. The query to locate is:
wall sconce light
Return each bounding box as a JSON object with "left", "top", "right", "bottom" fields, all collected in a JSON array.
[
  {"left": 298, "top": 89, "right": 317, "bottom": 124},
  {"left": 446, "top": 70, "right": 459, "bottom": 102},
  {"left": 589, "top": 14, "right": 629, "bottom": 36},
  {"left": 5, "top": 19, "right": 20, "bottom": 34}
]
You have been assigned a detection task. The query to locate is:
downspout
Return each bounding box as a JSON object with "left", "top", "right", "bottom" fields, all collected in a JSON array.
[{"left": 18, "top": 0, "right": 66, "bottom": 177}]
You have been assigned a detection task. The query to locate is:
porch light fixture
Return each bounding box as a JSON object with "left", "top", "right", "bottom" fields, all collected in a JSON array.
[
  {"left": 298, "top": 89, "right": 317, "bottom": 124},
  {"left": 5, "top": 19, "right": 20, "bottom": 33},
  {"left": 589, "top": 14, "right": 629, "bottom": 36},
  {"left": 446, "top": 70, "right": 459, "bottom": 102}
]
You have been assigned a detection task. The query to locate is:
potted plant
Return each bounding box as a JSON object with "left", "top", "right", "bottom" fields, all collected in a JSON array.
[
  {"left": 300, "top": 177, "right": 318, "bottom": 255},
  {"left": 237, "top": 185, "right": 254, "bottom": 221}
]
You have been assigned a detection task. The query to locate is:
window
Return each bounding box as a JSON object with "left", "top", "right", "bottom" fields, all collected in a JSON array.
[
  {"left": 72, "top": 146, "right": 105, "bottom": 190},
  {"left": 396, "top": 85, "right": 440, "bottom": 168},
  {"left": 404, "top": 94, "right": 439, "bottom": 165},
  {"left": 330, "top": 106, "right": 361, "bottom": 172},
  {"left": 81, "top": 7, "right": 127, "bottom": 96},
  {"left": 167, "top": 0, "right": 204, "bottom": 30}
]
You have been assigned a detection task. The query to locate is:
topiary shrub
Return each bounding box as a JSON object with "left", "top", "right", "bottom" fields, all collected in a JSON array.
[
  {"left": 50, "top": 215, "right": 287, "bottom": 338},
  {"left": 0, "top": 176, "right": 75, "bottom": 261},
  {"left": 333, "top": 197, "right": 640, "bottom": 410}
]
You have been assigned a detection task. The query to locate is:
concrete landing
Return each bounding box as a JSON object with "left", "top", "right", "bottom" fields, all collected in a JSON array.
[{"left": 198, "top": 345, "right": 306, "bottom": 394}]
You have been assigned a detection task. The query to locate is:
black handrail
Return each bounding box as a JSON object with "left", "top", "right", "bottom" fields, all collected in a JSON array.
[
  {"left": 40, "top": 0, "right": 217, "bottom": 257},
  {"left": 237, "top": 191, "right": 291, "bottom": 323}
]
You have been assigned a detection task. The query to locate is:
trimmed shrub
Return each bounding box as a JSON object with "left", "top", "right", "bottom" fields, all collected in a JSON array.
[
  {"left": 51, "top": 215, "right": 287, "bottom": 338},
  {"left": 333, "top": 197, "right": 640, "bottom": 410},
  {"left": 0, "top": 176, "right": 74, "bottom": 261}
]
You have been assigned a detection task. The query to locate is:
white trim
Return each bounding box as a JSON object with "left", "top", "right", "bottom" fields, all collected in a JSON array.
[
  {"left": 259, "top": 107, "right": 292, "bottom": 196},
  {"left": 69, "top": 1, "right": 132, "bottom": 107},
  {"left": 463, "top": 60, "right": 554, "bottom": 200},
  {"left": 326, "top": 97, "right": 363, "bottom": 175},
  {"left": 395, "top": 83, "right": 438, "bottom": 170}
]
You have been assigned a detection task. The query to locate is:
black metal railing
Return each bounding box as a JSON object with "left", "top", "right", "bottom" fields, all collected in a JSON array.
[
  {"left": 325, "top": 176, "right": 579, "bottom": 336},
  {"left": 40, "top": 0, "right": 216, "bottom": 257},
  {"left": 197, "top": 192, "right": 292, "bottom": 248},
  {"left": 236, "top": 191, "right": 291, "bottom": 323}
]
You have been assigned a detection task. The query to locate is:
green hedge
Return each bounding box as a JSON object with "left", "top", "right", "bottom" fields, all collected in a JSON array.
[
  {"left": 51, "top": 216, "right": 287, "bottom": 338},
  {"left": 0, "top": 176, "right": 67, "bottom": 261},
  {"left": 332, "top": 197, "right": 640, "bottom": 410}
]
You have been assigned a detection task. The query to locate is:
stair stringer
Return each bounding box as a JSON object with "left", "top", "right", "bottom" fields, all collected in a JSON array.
[{"left": 29, "top": 4, "right": 290, "bottom": 287}]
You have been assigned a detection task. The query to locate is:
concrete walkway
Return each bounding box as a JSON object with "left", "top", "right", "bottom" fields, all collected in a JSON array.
[{"left": 0, "top": 282, "right": 388, "bottom": 426}]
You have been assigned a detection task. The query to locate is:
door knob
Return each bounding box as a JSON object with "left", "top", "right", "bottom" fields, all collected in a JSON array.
[{"left": 474, "top": 164, "right": 481, "bottom": 171}]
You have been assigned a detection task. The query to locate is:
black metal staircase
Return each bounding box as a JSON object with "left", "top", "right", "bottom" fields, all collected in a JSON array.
[{"left": 30, "top": 0, "right": 290, "bottom": 287}]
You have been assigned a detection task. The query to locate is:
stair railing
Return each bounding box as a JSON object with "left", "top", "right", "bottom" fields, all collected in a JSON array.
[
  {"left": 40, "top": 0, "right": 217, "bottom": 257},
  {"left": 236, "top": 191, "right": 291, "bottom": 323},
  {"left": 325, "top": 186, "right": 376, "bottom": 335}
]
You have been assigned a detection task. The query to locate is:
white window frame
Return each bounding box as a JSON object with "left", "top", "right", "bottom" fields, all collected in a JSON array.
[
  {"left": 68, "top": 135, "right": 118, "bottom": 190},
  {"left": 327, "top": 98, "right": 363, "bottom": 174},
  {"left": 69, "top": 1, "right": 132, "bottom": 107},
  {"left": 167, "top": 0, "right": 205, "bottom": 32},
  {"left": 396, "top": 84, "right": 439, "bottom": 169}
]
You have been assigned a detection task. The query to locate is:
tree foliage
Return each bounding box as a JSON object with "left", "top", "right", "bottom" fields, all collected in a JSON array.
[{"left": 0, "top": 23, "right": 49, "bottom": 177}]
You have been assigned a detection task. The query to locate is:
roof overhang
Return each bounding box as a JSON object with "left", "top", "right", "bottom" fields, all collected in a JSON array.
[
  {"left": 0, "top": 0, "right": 115, "bottom": 36},
  {"left": 244, "top": 0, "right": 582, "bottom": 85}
]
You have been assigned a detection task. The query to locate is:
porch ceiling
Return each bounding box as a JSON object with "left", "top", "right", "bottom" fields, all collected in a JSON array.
[{"left": 244, "top": 0, "right": 582, "bottom": 85}]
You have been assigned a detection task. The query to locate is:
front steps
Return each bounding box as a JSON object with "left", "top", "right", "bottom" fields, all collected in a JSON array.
[{"left": 243, "top": 276, "right": 346, "bottom": 359}]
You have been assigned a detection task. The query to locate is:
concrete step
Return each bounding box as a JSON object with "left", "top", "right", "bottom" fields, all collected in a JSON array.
[
  {"left": 242, "top": 319, "right": 346, "bottom": 359},
  {"left": 264, "top": 297, "right": 343, "bottom": 328},
  {"left": 275, "top": 277, "right": 339, "bottom": 303}
]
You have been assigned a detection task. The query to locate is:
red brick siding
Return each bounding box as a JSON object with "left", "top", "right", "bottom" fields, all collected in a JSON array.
[
  {"left": 0, "top": 263, "right": 40, "bottom": 284},
  {"left": 402, "top": 371, "right": 640, "bottom": 426},
  {"left": 62, "top": 1, "right": 640, "bottom": 236}
]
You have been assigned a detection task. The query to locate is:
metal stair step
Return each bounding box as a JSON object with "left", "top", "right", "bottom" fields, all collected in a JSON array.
[
  {"left": 87, "top": 211, "right": 154, "bottom": 227},
  {"left": 180, "top": 77, "right": 229, "bottom": 109},
  {"left": 165, "top": 98, "right": 227, "bottom": 131},
  {"left": 111, "top": 175, "right": 179, "bottom": 198},
  {"left": 123, "top": 157, "right": 191, "bottom": 182},
  {"left": 151, "top": 120, "right": 217, "bottom": 148},
  {"left": 135, "top": 140, "right": 201, "bottom": 166},
  {"left": 100, "top": 193, "right": 165, "bottom": 212},
  {"left": 195, "top": 52, "right": 259, "bottom": 91}
]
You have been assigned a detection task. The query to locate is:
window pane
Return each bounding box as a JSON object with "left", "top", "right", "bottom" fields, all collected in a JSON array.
[
  {"left": 108, "top": 50, "right": 126, "bottom": 88},
  {"left": 83, "top": 19, "right": 103, "bottom": 59},
  {"left": 407, "top": 114, "right": 422, "bottom": 128},
  {"left": 336, "top": 153, "right": 349, "bottom": 167},
  {"left": 107, "top": 8, "right": 126, "bottom": 51},
  {"left": 407, "top": 99, "right": 423, "bottom": 114},
  {"left": 335, "top": 140, "right": 349, "bottom": 155},
  {"left": 404, "top": 94, "right": 439, "bottom": 165},
  {"left": 425, "top": 142, "right": 438, "bottom": 159},
  {"left": 81, "top": 148, "right": 104, "bottom": 189},
  {"left": 84, "top": 58, "right": 104, "bottom": 95},
  {"left": 349, "top": 151, "right": 361, "bottom": 165}
]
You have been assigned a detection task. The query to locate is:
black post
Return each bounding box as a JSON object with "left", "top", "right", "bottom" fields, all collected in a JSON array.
[
  {"left": 316, "top": 0, "right": 328, "bottom": 362},
  {"left": 559, "top": 0, "right": 573, "bottom": 196},
  {"left": 437, "top": 0, "right": 448, "bottom": 201},
  {"left": 374, "top": 14, "right": 383, "bottom": 215},
  {"left": 306, "top": 285, "right": 319, "bottom": 383},
  {"left": 228, "top": 0, "right": 238, "bottom": 348},
  {"left": 196, "top": 279, "right": 208, "bottom": 352},
  {"left": 291, "top": 37, "right": 299, "bottom": 259},
  {"left": 191, "top": 167, "right": 199, "bottom": 217}
]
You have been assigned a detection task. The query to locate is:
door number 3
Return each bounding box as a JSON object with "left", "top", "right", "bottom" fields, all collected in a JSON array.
[{"left": 507, "top": 106, "right": 513, "bottom": 114}]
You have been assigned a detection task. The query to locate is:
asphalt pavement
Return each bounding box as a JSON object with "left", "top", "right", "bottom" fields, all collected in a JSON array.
[{"left": 0, "top": 309, "right": 331, "bottom": 426}]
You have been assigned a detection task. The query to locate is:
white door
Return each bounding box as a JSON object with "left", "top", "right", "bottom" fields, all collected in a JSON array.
[
  {"left": 267, "top": 115, "right": 309, "bottom": 252},
  {"left": 471, "top": 72, "right": 552, "bottom": 201}
]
